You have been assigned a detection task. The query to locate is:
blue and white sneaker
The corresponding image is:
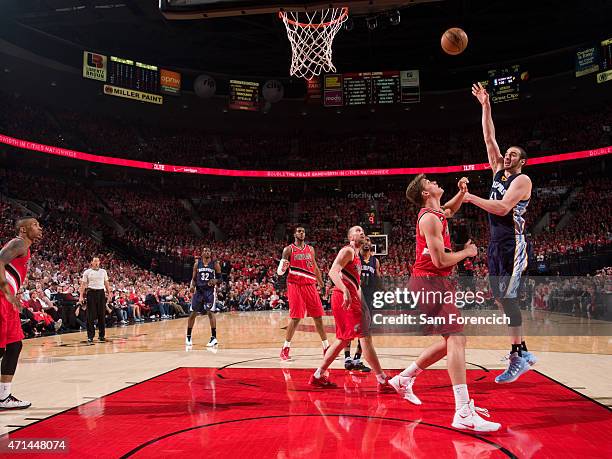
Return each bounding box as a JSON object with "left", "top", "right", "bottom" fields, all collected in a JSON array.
[
  {"left": 522, "top": 351, "right": 537, "bottom": 366},
  {"left": 495, "top": 352, "right": 529, "bottom": 384}
]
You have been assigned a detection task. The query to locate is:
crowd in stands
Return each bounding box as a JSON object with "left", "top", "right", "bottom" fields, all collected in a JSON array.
[
  {"left": 529, "top": 273, "right": 611, "bottom": 319},
  {"left": 1, "top": 91, "right": 610, "bottom": 171}
]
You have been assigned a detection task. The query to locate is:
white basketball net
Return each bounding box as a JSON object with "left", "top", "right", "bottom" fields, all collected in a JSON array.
[{"left": 279, "top": 7, "right": 349, "bottom": 80}]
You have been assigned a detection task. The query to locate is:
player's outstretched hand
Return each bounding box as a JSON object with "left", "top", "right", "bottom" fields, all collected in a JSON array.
[
  {"left": 471, "top": 82, "right": 489, "bottom": 105},
  {"left": 458, "top": 177, "right": 469, "bottom": 193},
  {"left": 464, "top": 239, "right": 478, "bottom": 258}
]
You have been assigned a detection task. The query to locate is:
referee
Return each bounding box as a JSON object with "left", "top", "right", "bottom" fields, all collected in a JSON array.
[{"left": 79, "top": 256, "right": 111, "bottom": 344}]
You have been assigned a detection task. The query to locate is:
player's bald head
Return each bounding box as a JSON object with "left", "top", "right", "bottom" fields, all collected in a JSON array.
[{"left": 347, "top": 226, "right": 363, "bottom": 239}]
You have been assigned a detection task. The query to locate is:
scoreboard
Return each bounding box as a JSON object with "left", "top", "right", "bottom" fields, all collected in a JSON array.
[
  {"left": 488, "top": 65, "right": 520, "bottom": 103},
  {"left": 229, "top": 80, "right": 260, "bottom": 111},
  {"left": 108, "top": 56, "right": 160, "bottom": 94},
  {"left": 324, "top": 70, "right": 420, "bottom": 107},
  {"left": 83, "top": 51, "right": 182, "bottom": 103},
  {"left": 576, "top": 38, "right": 612, "bottom": 82}
]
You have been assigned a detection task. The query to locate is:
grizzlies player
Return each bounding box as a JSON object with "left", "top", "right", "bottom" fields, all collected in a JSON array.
[
  {"left": 344, "top": 236, "right": 380, "bottom": 373},
  {"left": 467, "top": 82, "right": 536, "bottom": 383},
  {"left": 186, "top": 247, "right": 221, "bottom": 347}
]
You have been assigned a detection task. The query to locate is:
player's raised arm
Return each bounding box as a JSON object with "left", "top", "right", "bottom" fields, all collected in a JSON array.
[
  {"left": 472, "top": 82, "right": 504, "bottom": 174},
  {"left": 442, "top": 177, "right": 469, "bottom": 218},
  {"left": 420, "top": 213, "right": 477, "bottom": 269},
  {"left": 464, "top": 174, "right": 532, "bottom": 216}
]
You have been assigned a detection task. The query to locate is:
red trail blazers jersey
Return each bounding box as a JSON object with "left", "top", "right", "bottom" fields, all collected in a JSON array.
[
  {"left": 287, "top": 244, "right": 317, "bottom": 285},
  {"left": 413, "top": 208, "right": 453, "bottom": 276}
]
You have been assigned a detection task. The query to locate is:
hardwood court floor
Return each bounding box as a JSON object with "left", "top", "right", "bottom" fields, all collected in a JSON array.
[{"left": 0, "top": 311, "right": 611, "bottom": 457}]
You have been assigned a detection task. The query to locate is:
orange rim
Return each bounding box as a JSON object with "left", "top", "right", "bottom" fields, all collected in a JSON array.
[{"left": 278, "top": 7, "right": 349, "bottom": 29}]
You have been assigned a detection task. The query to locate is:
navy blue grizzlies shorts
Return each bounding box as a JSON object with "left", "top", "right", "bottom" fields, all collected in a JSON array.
[
  {"left": 488, "top": 236, "right": 533, "bottom": 299},
  {"left": 191, "top": 288, "right": 214, "bottom": 313}
]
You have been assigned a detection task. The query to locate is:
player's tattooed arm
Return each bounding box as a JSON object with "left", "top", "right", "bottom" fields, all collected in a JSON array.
[{"left": 0, "top": 238, "right": 27, "bottom": 308}]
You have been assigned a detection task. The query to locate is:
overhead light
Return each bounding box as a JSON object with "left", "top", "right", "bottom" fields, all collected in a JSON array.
[
  {"left": 366, "top": 16, "right": 378, "bottom": 30},
  {"left": 389, "top": 10, "right": 400, "bottom": 26}
]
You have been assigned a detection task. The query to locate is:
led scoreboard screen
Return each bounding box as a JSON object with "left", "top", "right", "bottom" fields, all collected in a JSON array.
[
  {"left": 488, "top": 65, "right": 520, "bottom": 103},
  {"left": 229, "top": 80, "right": 260, "bottom": 111},
  {"left": 324, "top": 70, "right": 419, "bottom": 107},
  {"left": 108, "top": 56, "right": 160, "bottom": 94}
]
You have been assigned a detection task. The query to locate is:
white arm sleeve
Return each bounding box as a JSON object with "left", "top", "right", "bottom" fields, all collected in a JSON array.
[{"left": 277, "top": 259, "right": 288, "bottom": 276}]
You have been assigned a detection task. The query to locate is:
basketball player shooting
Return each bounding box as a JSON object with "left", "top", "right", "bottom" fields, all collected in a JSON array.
[
  {"left": 0, "top": 217, "right": 43, "bottom": 410},
  {"left": 277, "top": 227, "right": 329, "bottom": 361},
  {"left": 467, "top": 82, "right": 536, "bottom": 384}
]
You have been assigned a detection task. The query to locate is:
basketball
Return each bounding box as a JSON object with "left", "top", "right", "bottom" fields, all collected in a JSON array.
[{"left": 441, "top": 27, "right": 468, "bottom": 55}]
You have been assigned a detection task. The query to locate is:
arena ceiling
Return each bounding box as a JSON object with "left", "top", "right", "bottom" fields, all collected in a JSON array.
[{"left": 2, "top": 0, "right": 610, "bottom": 81}]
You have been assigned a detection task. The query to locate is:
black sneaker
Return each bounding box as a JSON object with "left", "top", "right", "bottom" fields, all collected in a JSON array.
[
  {"left": 99, "top": 337, "right": 106, "bottom": 342},
  {"left": 87, "top": 338, "right": 93, "bottom": 344},
  {"left": 352, "top": 361, "right": 371, "bottom": 373},
  {"left": 344, "top": 358, "right": 355, "bottom": 371}
]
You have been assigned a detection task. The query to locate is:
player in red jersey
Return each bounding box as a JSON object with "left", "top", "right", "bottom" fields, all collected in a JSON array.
[
  {"left": 0, "top": 217, "right": 43, "bottom": 410},
  {"left": 388, "top": 175, "right": 501, "bottom": 432},
  {"left": 277, "top": 227, "right": 329, "bottom": 361},
  {"left": 309, "top": 225, "right": 395, "bottom": 393}
]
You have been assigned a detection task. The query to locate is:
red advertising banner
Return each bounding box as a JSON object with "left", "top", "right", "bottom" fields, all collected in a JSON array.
[{"left": 1, "top": 134, "right": 610, "bottom": 179}]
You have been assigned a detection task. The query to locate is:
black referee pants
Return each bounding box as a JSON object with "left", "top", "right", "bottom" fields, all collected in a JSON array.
[{"left": 86, "top": 289, "right": 106, "bottom": 340}]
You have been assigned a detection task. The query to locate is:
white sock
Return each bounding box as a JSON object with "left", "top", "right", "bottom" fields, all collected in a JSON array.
[
  {"left": 453, "top": 384, "right": 470, "bottom": 411},
  {"left": 283, "top": 341, "right": 291, "bottom": 348},
  {"left": 376, "top": 373, "right": 387, "bottom": 384},
  {"left": 400, "top": 362, "right": 423, "bottom": 378},
  {"left": 314, "top": 368, "right": 323, "bottom": 378},
  {"left": 322, "top": 340, "right": 329, "bottom": 348},
  {"left": 0, "top": 383, "right": 11, "bottom": 400}
]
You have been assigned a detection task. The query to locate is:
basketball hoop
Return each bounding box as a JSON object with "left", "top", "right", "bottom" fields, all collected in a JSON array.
[{"left": 279, "top": 7, "right": 349, "bottom": 80}]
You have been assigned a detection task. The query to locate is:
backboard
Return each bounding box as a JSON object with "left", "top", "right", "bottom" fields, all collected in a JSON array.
[{"left": 159, "top": 0, "right": 441, "bottom": 20}]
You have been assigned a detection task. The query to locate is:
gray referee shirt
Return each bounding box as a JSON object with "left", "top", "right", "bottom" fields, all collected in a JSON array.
[{"left": 81, "top": 268, "right": 108, "bottom": 290}]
